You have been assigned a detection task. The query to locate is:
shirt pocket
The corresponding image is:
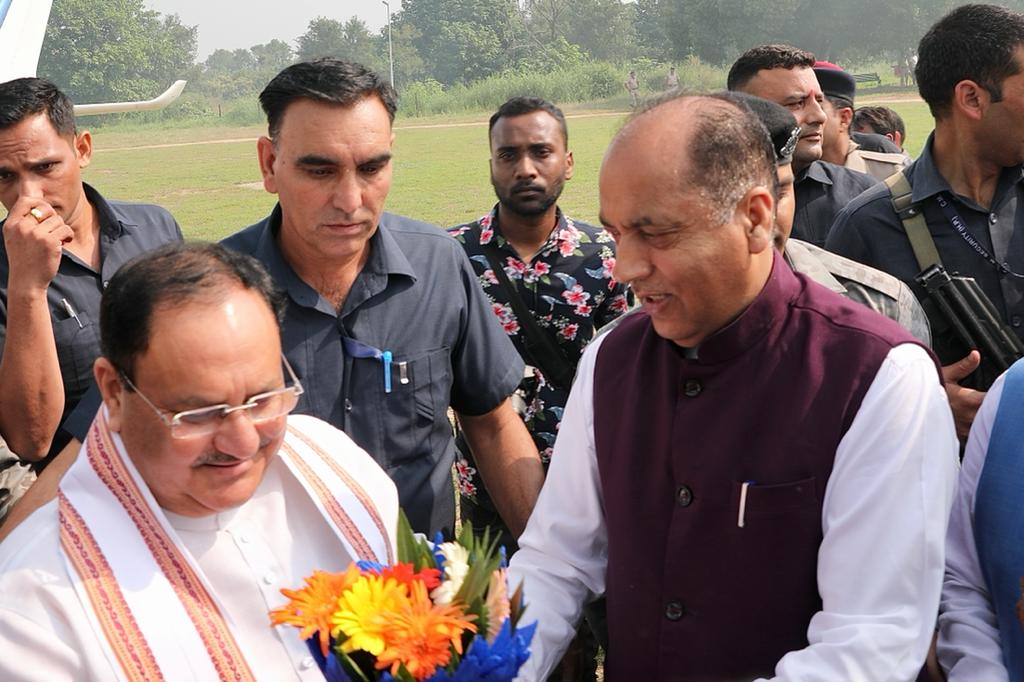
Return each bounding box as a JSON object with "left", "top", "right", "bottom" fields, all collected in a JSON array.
[
  {"left": 734, "top": 476, "right": 819, "bottom": 522},
  {"left": 52, "top": 311, "right": 100, "bottom": 402},
  {"left": 381, "top": 346, "right": 452, "bottom": 468}
]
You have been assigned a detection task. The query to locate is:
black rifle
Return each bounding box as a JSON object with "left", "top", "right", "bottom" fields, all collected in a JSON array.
[{"left": 916, "top": 264, "right": 1024, "bottom": 376}]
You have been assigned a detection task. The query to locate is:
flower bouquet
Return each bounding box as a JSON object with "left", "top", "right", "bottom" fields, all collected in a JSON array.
[{"left": 270, "top": 513, "right": 536, "bottom": 681}]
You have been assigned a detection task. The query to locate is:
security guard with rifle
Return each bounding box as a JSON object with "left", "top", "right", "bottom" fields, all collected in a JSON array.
[{"left": 827, "top": 3, "right": 1024, "bottom": 442}]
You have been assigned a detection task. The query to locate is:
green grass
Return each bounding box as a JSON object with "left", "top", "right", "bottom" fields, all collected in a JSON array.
[
  {"left": 83, "top": 112, "right": 628, "bottom": 240},
  {"left": 59, "top": 96, "right": 935, "bottom": 241}
]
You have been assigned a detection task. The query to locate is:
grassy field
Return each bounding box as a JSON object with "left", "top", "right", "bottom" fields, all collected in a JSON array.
[{"left": 71, "top": 97, "right": 932, "bottom": 241}]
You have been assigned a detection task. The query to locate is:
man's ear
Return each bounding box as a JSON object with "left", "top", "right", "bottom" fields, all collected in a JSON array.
[
  {"left": 740, "top": 185, "right": 775, "bottom": 254},
  {"left": 75, "top": 130, "right": 93, "bottom": 170},
  {"left": 838, "top": 107, "right": 854, "bottom": 136},
  {"left": 94, "top": 357, "right": 125, "bottom": 433},
  {"left": 952, "top": 80, "right": 989, "bottom": 121},
  {"left": 564, "top": 150, "right": 575, "bottom": 181},
  {"left": 257, "top": 136, "right": 278, "bottom": 194}
]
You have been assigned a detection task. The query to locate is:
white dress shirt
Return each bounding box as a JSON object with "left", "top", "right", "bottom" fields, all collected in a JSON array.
[
  {"left": 937, "top": 373, "right": 1011, "bottom": 680},
  {"left": 509, "top": 336, "right": 959, "bottom": 681}
]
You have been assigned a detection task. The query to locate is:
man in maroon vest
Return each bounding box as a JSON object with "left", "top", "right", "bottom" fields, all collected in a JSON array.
[{"left": 508, "top": 95, "right": 959, "bottom": 680}]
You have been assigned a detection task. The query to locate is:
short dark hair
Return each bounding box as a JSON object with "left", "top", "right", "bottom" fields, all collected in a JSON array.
[
  {"left": 0, "top": 77, "right": 76, "bottom": 137},
  {"left": 714, "top": 91, "right": 799, "bottom": 168},
  {"left": 488, "top": 96, "right": 568, "bottom": 146},
  {"left": 853, "top": 105, "right": 906, "bottom": 143},
  {"left": 825, "top": 95, "right": 854, "bottom": 113},
  {"left": 259, "top": 58, "right": 398, "bottom": 140},
  {"left": 727, "top": 44, "right": 816, "bottom": 91},
  {"left": 101, "top": 242, "right": 286, "bottom": 382},
  {"left": 627, "top": 94, "right": 775, "bottom": 224},
  {"left": 917, "top": 4, "right": 1024, "bottom": 119}
]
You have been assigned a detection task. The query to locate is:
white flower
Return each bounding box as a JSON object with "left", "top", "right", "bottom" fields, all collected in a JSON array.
[{"left": 430, "top": 542, "right": 470, "bottom": 605}]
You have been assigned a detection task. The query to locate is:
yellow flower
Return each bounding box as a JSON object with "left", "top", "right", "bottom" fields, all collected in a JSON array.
[
  {"left": 376, "top": 580, "right": 478, "bottom": 681},
  {"left": 270, "top": 566, "right": 361, "bottom": 656},
  {"left": 332, "top": 574, "right": 410, "bottom": 656}
]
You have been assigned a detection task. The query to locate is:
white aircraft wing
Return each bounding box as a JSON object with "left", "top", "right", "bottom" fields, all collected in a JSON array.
[
  {"left": 0, "top": 0, "right": 53, "bottom": 82},
  {"left": 0, "top": 0, "right": 185, "bottom": 117}
]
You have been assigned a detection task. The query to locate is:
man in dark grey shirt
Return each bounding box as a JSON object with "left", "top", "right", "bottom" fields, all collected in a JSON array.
[
  {"left": 727, "top": 44, "right": 876, "bottom": 248},
  {"left": 827, "top": 4, "right": 1024, "bottom": 441},
  {"left": 0, "top": 78, "right": 181, "bottom": 465},
  {"left": 223, "top": 59, "right": 543, "bottom": 537}
]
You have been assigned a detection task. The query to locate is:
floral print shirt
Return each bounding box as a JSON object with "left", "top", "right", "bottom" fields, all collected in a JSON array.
[{"left": 448, "top": 206, "right": 632, "bottom": 505}]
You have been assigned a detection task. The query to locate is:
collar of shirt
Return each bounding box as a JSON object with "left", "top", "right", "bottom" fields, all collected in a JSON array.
[
  {"left": 247, "top": 204, "right": 417, "bottom": 317},
  {"left": 687, "top": 250, "right": 797, "bottom": 366},
  {"left": 908, "top": 132, "right": 1024, "bottom": 207},
  {"left": 796, "top": 160, "right": 835, "bottom": 188},
  {"left": 82, "top": 183, "right": 129, "bottom": 239},
  {"left": 481, "top": 204, "right": 573, "bottom": 263}
]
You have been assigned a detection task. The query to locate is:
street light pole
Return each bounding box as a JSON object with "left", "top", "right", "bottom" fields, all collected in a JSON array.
[{"left": 382, "top": 1, "right": 395, "bottom": 89}]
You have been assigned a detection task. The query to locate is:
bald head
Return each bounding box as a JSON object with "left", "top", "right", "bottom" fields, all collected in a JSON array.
[
  {"left": 599, "top": 95, "right": 777, "bottom": 348},
  {"left": 606, "top": 95, "right": 776, "bottom": 224}
]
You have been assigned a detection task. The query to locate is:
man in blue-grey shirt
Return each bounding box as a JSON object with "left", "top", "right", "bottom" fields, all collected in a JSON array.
[
  {"left": 827, "top": 4, "right": 1024, "bottom": 442},
  {"left": 0, "top": 78, "right": 181, "bottom": 466},
  {"left": 727, "top": 45, "right": 877, "bottom": 248},
  {"left": 223, "top": 58, "right": 543, "bottom": 537}
]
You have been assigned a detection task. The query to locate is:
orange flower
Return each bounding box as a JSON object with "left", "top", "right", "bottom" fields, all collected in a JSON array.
[
  {"left": 376, "top": 580, "right": 478, "bottom": 681},
  {"left": 270, "top": 566, "right": 361, "bottom": 656},
  {"left": 378, "top": 563, "right": 442, "bottom": 591}
]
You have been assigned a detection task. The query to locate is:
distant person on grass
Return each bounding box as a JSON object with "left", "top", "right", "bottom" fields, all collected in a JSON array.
[
  {"left": 665, "top": 66, "right": 680, "bottom": 90},
  {"left": 625, "top": 70, "right": 640, "bottom": 107},
  {"left": 222, "top": 58, "right": 543, "bottom": 539}
]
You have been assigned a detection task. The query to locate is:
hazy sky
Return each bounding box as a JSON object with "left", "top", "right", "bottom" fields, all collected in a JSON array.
[{"left": 143, "top": 1, "right": 404, "bottom": 60}]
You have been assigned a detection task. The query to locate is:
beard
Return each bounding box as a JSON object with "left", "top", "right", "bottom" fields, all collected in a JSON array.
[{"left": 493, "top": 176, "right": 566, "bottom": 217}]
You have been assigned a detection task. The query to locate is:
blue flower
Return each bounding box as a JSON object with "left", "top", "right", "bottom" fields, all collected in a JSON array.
[
  {"left": 305, "top": 638, "right": 351, "bottom": 682},
  {"left": 356, "top": 560, "right": 386, "bottom": 573},
  {"left": 425, "top": 619, "right": 537, "bottom": 682},
  {"left": 432, "top": 531, "right": 447, "bottom": 574}
]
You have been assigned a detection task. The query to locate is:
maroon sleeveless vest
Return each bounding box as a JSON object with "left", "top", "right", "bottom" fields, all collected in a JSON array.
[{"left": 593, "top": 254, "right": 937, "bottom": 680}]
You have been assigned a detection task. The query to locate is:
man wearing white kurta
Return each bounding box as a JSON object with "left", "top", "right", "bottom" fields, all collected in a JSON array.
[
  {"left": 0, "top": 243, "right": 399, "bottom": 681},
  {"left": 509, "top": 95, "right": 959, "bottom": 680}
]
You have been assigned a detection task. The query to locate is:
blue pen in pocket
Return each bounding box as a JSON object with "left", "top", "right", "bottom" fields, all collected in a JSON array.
[
  {"left": 382, "top": 350, "right": 393, "bottom": 394},
  {"left": 340, "top": 337, "right": 395, "bottom": 394}
]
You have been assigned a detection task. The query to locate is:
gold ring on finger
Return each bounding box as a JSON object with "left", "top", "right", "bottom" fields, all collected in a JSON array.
[{"left": 29, "top": 207, "right": 45, "bottom": 222}]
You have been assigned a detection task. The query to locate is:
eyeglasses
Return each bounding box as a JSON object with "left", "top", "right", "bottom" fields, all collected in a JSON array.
[{"left": 118, "top": 355, "right": 304, "bottom": 439}]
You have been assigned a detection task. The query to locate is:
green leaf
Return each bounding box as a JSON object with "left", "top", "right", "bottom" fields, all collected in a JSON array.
[{"left": 396, "top": 509, "right": 437, "bottom": 572}]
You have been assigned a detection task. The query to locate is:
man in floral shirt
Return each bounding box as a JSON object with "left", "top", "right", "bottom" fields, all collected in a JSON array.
[
  {"left": 450, "top": 96, "right": 630, "bottom": 680},
  {"left": 449, "top": 97, "right": 631, "bottom": 539}
]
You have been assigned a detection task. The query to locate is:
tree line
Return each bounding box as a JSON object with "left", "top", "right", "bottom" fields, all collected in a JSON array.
[{"left": 37, "top": 0, "right": 1024, "bottom": 109}]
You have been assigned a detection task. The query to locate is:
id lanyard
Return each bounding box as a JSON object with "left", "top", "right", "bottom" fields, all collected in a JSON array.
[{"left": 935, "top": 192, "right": 1024, "bottom": 279}]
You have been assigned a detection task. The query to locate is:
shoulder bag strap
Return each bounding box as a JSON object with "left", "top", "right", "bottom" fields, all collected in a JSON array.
[{"left": 479, "top": 241, "right": 578, "bottom": 391}]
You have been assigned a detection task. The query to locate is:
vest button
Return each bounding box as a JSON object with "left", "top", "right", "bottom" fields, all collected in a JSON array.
[
  {"left": 665, "top": 601, "right": 685, "bottom": 621},
  {"left": 345, "top": 398, "right": 353, "bottom": 412},
  {"left": 676, "top": 485, "right": 693, "bottom": 507},
  {"left": 683, "top": 379, "right": 702, "bottom": 397}
]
